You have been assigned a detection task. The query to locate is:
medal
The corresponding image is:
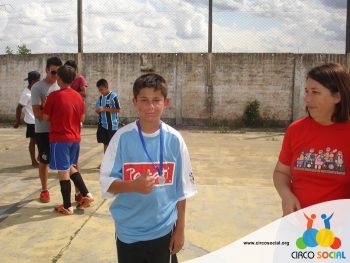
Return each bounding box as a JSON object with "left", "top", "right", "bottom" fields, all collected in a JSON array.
[
  {"left": 136, "top": 121, "right": 164, "bottom": 185},
  {"left": 158, "top": 176, "right": 165, "bottom": 185}
]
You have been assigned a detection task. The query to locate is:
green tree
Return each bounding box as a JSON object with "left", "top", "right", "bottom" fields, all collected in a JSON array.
[
  {"left": 4, "top": 44, "right": 31, "bottom": 55},
  {"left": 5, "top": 46, "right": 13, "bottom": 54},
  {"left": 17, "top": 44, "right": 31, "bottom": 54}
]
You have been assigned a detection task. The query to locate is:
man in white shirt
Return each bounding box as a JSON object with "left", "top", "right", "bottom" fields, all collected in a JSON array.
[{"left": 13, "top": 71, "right": 41, "bottom": 168}]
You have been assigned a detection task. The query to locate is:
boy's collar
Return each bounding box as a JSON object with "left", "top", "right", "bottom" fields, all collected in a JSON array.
[
  {"left": 102, "top": 91, "right": 111, "bottom": 96},
  {"left": 136, "top": 120, "right": 162, "bottom": 134}
]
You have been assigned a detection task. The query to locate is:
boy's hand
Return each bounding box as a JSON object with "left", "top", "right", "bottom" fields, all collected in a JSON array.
[
  {"left": 170, "top": 226, "right": 185, "bottom": 255},
  {"left": 41, "top": 98, "right": 47, "bottom": 108},
  {"left": 13, "top": 121, "right": 20, "bottom": 128},
  {"left": 96, "top": 106, "right": 104, "bottom": 113},
  {"left": 132, "top": 169, "right": 155, "bottom": 194}
]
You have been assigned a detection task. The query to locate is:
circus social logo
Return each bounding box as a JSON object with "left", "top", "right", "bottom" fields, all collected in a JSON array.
[
  {"left": 291, "top": 212, "right": 346, "bottom": 260},
  {"left": 296, "top": 212, "right": 341, "bottom": 249}
]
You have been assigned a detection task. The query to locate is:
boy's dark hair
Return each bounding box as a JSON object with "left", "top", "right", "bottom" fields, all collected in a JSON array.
[
  {"left": 96, "top": 79, "right": 108, "bottom": 88},
  {"left": 46, "top": 56, "right": 62, "bottom": 69},
  {"left": 307, "top": 63, "right": 350, "bottom": 122},
  {"left": 64, "top": 60, "right": 77, "bottom": 71},
  {"left": 57, "top": 65, "right": 76, "bottom": 85},
  {"left": 133, "top": 73, "right": 167, "bottom": 99}
]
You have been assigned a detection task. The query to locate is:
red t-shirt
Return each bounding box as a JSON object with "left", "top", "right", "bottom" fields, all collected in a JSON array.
[
  {"left": 279, "top": 117, "right": 350, "bottom": 208},
  {"left": 43, "top": 88, "right": 84, "bottom": 142},
  {"left": 71, "top": 75, "right": 87, "bottom": 92}
]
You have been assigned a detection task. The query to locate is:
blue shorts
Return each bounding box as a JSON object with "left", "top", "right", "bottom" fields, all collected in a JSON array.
[{"left": 49, "top": 142, "right": 80, "bottom": 171}]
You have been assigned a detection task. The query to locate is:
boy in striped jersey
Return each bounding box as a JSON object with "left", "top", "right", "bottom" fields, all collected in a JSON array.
[{"left": 95, "top": 79, "right": 121, "bottom": 153}]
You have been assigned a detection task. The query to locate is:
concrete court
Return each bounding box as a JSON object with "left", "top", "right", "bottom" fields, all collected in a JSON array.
[{"left": 0, "top": 125, "right": 285, "bottom": 263}]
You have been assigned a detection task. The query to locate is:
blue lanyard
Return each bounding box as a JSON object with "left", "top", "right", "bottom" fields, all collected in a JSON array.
[{"left": 136, "top": 121, "right": 163, "bottom": 177}]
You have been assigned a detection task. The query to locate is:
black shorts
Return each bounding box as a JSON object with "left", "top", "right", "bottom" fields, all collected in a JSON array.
[
  {"left": 26, "top": 124, "right": 36, "bottom": 138},
  {"left": 36, "top": 133, "right": 50, "bottom": 164},
  {"left": 96, "top": 125, "right": 116, "bottom": 145},
  {"left": 116, "top": 231, "right": 178, "bottom": 263}
]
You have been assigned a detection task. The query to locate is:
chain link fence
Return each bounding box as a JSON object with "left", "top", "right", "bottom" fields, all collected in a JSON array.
[{"left": 0, "top": 0, "right": 347, "bottom": 54}]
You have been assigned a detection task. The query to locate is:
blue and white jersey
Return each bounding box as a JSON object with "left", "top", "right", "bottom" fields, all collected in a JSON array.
[
  {"left": 100, "top": 121, "right": 196, "bottom": 244},
  {"left": 95, "top": 91, "right": 120, "bottom": 130}
]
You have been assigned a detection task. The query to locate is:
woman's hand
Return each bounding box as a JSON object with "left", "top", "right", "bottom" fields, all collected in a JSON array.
[{"left": 281, "top": 191, "right": 301, "bottom": 216}]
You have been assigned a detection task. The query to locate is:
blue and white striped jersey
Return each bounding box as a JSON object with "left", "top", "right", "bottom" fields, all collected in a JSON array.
[{"left": 95, "top": 91, "right": 120, "bottom": 130}]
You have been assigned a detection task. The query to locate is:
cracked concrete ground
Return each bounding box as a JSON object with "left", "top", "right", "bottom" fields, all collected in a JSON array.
[{"left": 0, "top": 126, "right": 284, "bottom": 262}]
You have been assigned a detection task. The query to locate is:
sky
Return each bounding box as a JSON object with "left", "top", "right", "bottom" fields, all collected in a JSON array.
[{"left": 0, "top": 0, "right": 347, "bottom": 54}]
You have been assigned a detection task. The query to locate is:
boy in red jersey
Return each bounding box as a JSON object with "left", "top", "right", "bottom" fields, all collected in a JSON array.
[{"left": 43, "top": 65, "right": 93, "bottom": 215}]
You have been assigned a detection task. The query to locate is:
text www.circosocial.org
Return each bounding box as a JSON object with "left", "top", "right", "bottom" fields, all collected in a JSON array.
[{"left": 243, "top": 241, "right": 290, "bottom": 246}]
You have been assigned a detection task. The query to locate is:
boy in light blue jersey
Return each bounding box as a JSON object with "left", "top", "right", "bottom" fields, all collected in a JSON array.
[{"left": 100, "top": 73, "right": 196, "bottom": 263}]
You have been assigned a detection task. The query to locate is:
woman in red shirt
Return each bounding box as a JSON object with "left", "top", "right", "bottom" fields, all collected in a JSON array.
[{"left": 273, "top": 63, "right": 350, "bottom": 216}]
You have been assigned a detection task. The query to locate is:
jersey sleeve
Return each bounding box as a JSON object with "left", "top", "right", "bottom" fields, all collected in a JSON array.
[
  {"left": 176, "top": 135, "right": 197, "bottom": 201},
  {"left": 278, "top": 125, "right": 293, "bottom": 166},
  {"left": 18, "top": 90, "right": 30, "bottom": 106},
  {"left": 95, "top": 96, "right": 101, "bottom": 110},
  {"left": 99, "top": 130, "right": 123, "bottom": 199},
  {"left": 31, "top": 84, "right": 42, "bottom": 106},
  {"left": 113, "top": 93, "right": 121, "bottom": 109}
]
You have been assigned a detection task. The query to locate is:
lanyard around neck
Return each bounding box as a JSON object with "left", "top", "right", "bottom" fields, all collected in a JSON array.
[{"left": 136, "top": 121, "right": 164, "bottom": 177}]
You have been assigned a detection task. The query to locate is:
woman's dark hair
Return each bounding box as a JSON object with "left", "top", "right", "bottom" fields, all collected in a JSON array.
[{"left": 307, "top": 63, "right": 350, "bottom": 122}]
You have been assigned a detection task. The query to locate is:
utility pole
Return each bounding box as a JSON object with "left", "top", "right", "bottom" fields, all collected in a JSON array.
[
  {"left": 77, "top": 0, "right": 83, "bottom": 73},
  {"left": 206, "top": 0, "right": 213, "bottom": 121},
  {"left": 346, "top": 0, "right": 350, "bottom": 53},
  {"left": 77, "top": 0, "right": 83, "bottom": 53},
  {"left": 208, "top": 0, "right": 212, "bottom": 53}
]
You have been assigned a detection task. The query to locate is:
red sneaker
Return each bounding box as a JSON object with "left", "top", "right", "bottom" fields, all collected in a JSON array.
[
  {"left": 75, "top": 193, "right": 83, "bottom": 202},
  {"left": 77, "top": 193, "right": 94, "bottom": 209},
  {"left": 40, "top": 190, "right": 50, "bottom": 203},
  {"left": 54, "top": 205, "right": 73, "bottom": 215}
]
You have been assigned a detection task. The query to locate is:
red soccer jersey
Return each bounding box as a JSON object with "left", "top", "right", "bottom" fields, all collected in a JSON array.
[
  {"left": 71, "top": 75, "right": 87, "bottom": 93},
  {"left": 43, "top": 88, "right": 84, "bottom": 142},
  {"left": 279, "top": 117, "right": 350, "bottom": 208}
]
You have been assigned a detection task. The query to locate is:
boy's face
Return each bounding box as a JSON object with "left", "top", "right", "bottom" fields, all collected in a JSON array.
[
  {"left": 57, "top": 76, "right": 64, "bottom": 89},
  {"left": 132, "top": 88, "right": 169, "bottom": 124},
  {"left": 97, "top": 85, "right": 109, "bottom": 96},
  {"left": 46, "top": 65, "right": 60, "bottom": 82}
]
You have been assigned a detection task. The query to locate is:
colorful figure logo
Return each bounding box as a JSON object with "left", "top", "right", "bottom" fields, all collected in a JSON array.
[{"left": 296, "top": 213, "right": 342, "bottom": 250}]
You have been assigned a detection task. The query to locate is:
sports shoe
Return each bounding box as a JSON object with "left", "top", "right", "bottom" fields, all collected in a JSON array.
[
  {"left": 40, "top": 190, "right": 50, "bottom": 203},
  {"left": 75, "top": 193, "right": 83, "bottom": 202},
  {"left": 77, "top": 193, "right": 94, "bottom": 209},
  {"left": 55, "top": 205, "right": 73, "bottom": 215}
]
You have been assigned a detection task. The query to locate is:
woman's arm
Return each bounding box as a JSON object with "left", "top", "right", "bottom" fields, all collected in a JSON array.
[{"left": 273, "top": 161, "right": 301, "bottom": 216}]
